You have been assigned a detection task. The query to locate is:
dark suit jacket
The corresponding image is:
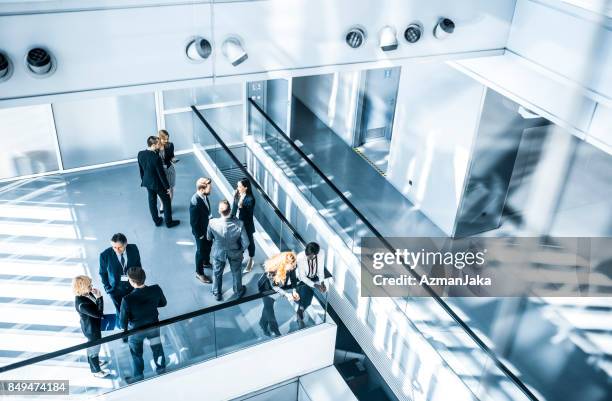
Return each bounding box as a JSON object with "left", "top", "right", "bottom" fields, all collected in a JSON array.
[
  {"left": 138, "top": 149, "right": 169, "bottom": 193},
  {"left": 231, "top": 193, "right": 255, "bottom": 234},
  {"left": 75, "top": 294, "right": 104, "bottom": 340},
  {"left": 189, "top": 193, "right": 211, "bottom": 238},
  {"left": 99, "top": 244, "right": 142, "bottom": 293},
  {"left": 160, "top": 142, "right": 175, "bottom": 168},
  {"left": 119, "top": 285, "right": 167, "bottom": 330}
]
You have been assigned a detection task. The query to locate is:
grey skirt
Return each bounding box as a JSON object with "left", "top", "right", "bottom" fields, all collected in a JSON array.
[{"left": 164, "top": 164, "right": 176, "bottom": 188}]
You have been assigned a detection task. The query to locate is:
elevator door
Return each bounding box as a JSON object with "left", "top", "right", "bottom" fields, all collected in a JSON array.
[{"left": 356, "top": 67, "right": 400, "bottom": 145}]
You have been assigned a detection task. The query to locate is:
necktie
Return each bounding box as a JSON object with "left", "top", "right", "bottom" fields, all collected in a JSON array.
[{"left": 120, "top": 253, "right": 126, "bottom": 273}]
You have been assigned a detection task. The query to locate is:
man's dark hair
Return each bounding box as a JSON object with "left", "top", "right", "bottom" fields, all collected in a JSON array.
[
  {"left": 147, "top": 136, "right": 159, "bottom": 147},
  {"left": 305, "top": 242, "right": 320, "bottom": 256},
  {"left": 111, "top": 233, "right": 127, "bottom": 244},
  {"left": 127, "top": 266, "right": 146, "bottom": 286}
]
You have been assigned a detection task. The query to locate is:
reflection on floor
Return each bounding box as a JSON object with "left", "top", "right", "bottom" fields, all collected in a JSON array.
[
  {"left": 0, "top": 154, "right": 315, "bottom": 396},
  {"left": 285, "top": 99, "right": 612, "bottom": 401}
]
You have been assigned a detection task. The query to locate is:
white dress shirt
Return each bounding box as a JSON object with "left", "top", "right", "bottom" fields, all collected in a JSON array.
[{"left": 296, "top": 249, "right": 325, "bottom": 288}]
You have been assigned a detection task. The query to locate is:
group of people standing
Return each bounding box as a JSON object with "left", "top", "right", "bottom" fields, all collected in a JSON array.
[
  {"left": 70, "top": 129, "right": 327, "bottom": 382},
  {"left": 189, "top": 177, "right": 257, "bottom": 302}
]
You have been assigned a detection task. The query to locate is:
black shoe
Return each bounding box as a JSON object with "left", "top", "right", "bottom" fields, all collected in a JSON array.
[
  {"left": 214, "top": 293, "right": 223, "bottom": 302},
  {"left": 166, "top": 220, "right": 180, "bottom": 228},
  {"left": 156, "top": 366, "right": 166, "bottom": 375},
  {"left": 154, "top": 218, "right": 163, "bottom": 227},
  {"left": 259, "top": 321, "right": 271, "bottom": 337},
  {"left": 236, "top": 285, "right": 246, "bottom": 299},
  {"left": 196, "top": 273, "right": 212, "bottom": 284}
]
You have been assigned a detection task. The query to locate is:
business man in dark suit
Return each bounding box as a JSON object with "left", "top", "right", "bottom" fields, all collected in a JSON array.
[
  {"left": 190, "top": 177, "right": 213, "bottom": 284},
  {"left": 119, "top": 266, "right": 167, "bottom": 383},
  {"left": 99, "top": 233, "right": 142, "bottom": 314},
  {"left": 137, "top": 136, "right": 180, "bottom": 228}
]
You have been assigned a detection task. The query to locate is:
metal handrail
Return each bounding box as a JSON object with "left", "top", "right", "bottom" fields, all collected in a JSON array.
[
  {"left": 0, "top": 290, "right": 276, "bottom": 373},
  {"left": 248, "top": 98, "right": 539, "bottom": 401}
]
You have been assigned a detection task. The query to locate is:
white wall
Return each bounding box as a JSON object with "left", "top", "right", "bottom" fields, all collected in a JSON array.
[
  {"left": 292, "top": 72, "right": 361, "bottom": 146},
  {"left": 99, "top": 323, "right": 337, "bottom": 401},
  {"left": 386, "top": 62, "right": 486, "bottom": 235},
  {"left": 0, "top": 0, "right": 515, "bottom": 106},
  {"left": 507, "top": 0, "right": 612, "bottom": 101}
]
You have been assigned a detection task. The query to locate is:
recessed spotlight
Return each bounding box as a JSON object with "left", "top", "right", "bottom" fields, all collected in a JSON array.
[
  {"left": 0, "top": 51, "right": 13, "bottom": 82},
  {"left": 345, "top": 26, "right": 366, "bottom": 49},
  {"left": 404, "top": 23, "right": 423, "bottom": 44},
  {"left": 378, "top": 26, "right": 398, "bottom": 51},
  {"left": 186, "top": 37, "right": 212, "bottom": 62},
  {"left": 434, "top": 18, "right": 455, "bottom": 39},
  {"left": 25, "top": 46, "right": 56, "bottom": 77},
  {"left": 222, "top": 37, "right": 248, "bottom": 67}
]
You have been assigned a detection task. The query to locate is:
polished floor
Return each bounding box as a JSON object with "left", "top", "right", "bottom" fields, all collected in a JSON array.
[{"left": 0, "top": 154, "right": 319, "bottom": 396}]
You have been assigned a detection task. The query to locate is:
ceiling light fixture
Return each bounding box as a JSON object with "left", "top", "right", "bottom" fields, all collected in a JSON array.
[
  {"left": 186, "top": 37, "right": 212, "bottom": 62},
  {"left": 0, "top": 51, "right": 13, "bottom": 82},
  {"left": 433, "top": 18, "right": 455, "bottom": 39},
  {"left": 25, "top": 46, "right": 56, "bottom": 77},
  {"left": 378, "top": 26, "right": 398, "bottom": 51},
  {"left": 222, "top": 37, "right": 248, "bottom": 67}
]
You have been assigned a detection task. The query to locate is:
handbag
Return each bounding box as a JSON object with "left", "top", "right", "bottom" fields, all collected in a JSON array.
[
  {"left": 101, "top": 314, "right": 117, "bottom": 331},
  {"left": 257, "top": 273, "right": 273, "bottom": 292}
]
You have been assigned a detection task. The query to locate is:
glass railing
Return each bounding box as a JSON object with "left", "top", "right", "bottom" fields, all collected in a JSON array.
[
  {"left": 0, "top": 291, "right": 326, "bottom": 397},
  {"left": 245, "top": 99, "right": 540, "bottom": 401}
]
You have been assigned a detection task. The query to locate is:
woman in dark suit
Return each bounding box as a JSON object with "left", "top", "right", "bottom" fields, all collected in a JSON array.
[
  {"left": 232, "top": 178, "right": 256, "bottom": 273},
  {"left": 73, "top": 275, "right": 109, "bottom": 378},
  {"left": 158, "top": 129, "right": 177, "bottom": 213}
]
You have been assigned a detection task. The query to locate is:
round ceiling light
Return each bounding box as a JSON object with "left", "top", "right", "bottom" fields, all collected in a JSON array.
[
  {"left": 0, "top": 51, "right": 13, "bottom": 82},
  {"left": 186, "top": 37, "right": 212, "bottom": 62},
  {"left": 25, "top": 47, "right": 56, "bottom": 77}
]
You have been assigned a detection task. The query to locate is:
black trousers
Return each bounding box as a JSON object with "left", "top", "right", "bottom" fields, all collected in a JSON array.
[
  {"left": 147, "top": 188, "right": 172, "bottom": 224},
  {"left": 195, "top": 235, "right": 212, "bottom": 275},
  {"left": 109, "top": 284, "right": 133, "bottom": 314},
  {"left": 84, "top": 333, "right": 102, "bottom": 373},
  {"left": 296, "top": 282, "right": 315, "bottom": 311},
  {"left": 246, "top": 231, "right": 255, "bottom": 258},
  {"left": 128, "top": 328, "right": 165, "bottom": 378}
]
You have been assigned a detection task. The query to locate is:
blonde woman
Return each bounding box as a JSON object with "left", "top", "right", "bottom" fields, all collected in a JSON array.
[
  {"left": 157, "top": 129, "right": 177, "bottom": 213},
  {"left": 258, "top": 252, "right": 299, "bottom": 336},
  {"left": 73, "top": 275, "right": 109, "bottom": 378}
]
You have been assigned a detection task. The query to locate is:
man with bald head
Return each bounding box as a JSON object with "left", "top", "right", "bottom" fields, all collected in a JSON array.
[
  {"left": 190, "top": 177, "right": 213, "bottom": 284},
  {"left": 206, "top": 199, "right": 250, "bottom": 301}
]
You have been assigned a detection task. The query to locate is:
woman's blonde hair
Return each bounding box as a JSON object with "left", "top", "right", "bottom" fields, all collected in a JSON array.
[
  {"left": 72, "top": 275, "right": 92, "bottom": 296},
  {"left": 264, "top": 252, "right": 297, "bottom": 285},
  {"left": 158, "top": 129, "right": 169, "bottom": 140}
]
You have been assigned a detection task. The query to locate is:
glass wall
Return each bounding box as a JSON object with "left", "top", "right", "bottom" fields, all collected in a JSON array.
[
  {"left": 162, "top": 83, "right": 243, "bottom": 148},
  {"left": 0, "top": 104, "right": 59, "bottom": 180},
  {"left": 52, "top": 93, "right": 157, "bottom": 169}
]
